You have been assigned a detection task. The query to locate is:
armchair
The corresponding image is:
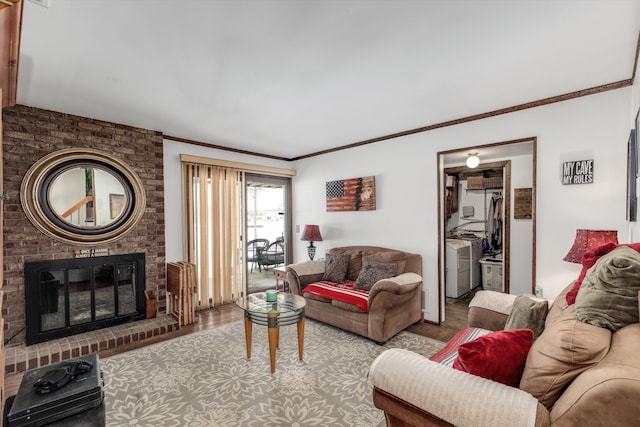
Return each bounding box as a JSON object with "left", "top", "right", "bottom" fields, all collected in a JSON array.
[{"left": 368, "top": 283, "right": 640, "bottom": 427}]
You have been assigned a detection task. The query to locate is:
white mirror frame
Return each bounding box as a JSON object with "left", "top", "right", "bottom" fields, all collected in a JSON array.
[{"left": 21, "top": 148, "right": 146, "bottom": 246}]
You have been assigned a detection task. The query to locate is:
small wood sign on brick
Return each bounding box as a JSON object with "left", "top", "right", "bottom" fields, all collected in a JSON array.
[
  {"left": 562, "top": 159, "right": 594, "bottom": 185},
  {"left": 514, "top": 188, "right": 532, "bottom": 219}
]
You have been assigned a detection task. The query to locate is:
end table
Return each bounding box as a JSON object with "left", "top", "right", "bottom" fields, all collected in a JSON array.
[{"left": 274, "top": 266, "right": 288, "bottom": 292}]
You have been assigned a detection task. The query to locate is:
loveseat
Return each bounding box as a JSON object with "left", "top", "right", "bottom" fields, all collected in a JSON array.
[
  {"left": 368, "top": 245, "right": 640, "bottom": 427},
  {"left": 285, "top": 246, "right": 423, "bottom": 343}
]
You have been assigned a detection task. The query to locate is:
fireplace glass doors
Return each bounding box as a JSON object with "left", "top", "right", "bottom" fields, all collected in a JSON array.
[{"left": 25, "top": 253, "right": 146, "bottom": 345}]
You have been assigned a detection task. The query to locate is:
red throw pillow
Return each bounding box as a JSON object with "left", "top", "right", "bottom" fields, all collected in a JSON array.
[{"left": 452, "top": 329, "right": 534, "bottom": 387}]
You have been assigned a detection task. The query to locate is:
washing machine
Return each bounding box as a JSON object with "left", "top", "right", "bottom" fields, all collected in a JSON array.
[
  {"left": 445, "top": 239, "right": 471, "bottom": 298},
  {"left": 455, "top": 235, "right": 482, "bottom": 288}
]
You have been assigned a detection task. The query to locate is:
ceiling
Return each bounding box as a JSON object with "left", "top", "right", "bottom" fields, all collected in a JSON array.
[{"left": 15, "top": 0, "right": 640, "bottom": 160}]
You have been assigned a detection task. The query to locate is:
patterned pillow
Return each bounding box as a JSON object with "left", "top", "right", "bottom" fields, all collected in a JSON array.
[
  {"left": 365, "top": 252, "right": 407, "bottom": 275},
  {"left": 321, "top": 253, "right": 351, "bottom": 284},
  {"left": 353, "top": 259, "right": 398, "bottom": 291}
]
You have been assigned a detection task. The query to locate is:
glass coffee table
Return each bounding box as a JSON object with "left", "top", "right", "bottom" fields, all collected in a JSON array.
[{"left": 236, "top": 292, "right": 307, "bottom": 373}]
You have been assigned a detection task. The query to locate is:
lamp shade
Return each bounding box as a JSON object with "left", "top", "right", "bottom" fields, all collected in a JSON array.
[
  {"left": 301, "top": 224, "right": 322, "bottom": 242},
  {"left": 563, "top": 229, "right": 619, "bottom": 263}
]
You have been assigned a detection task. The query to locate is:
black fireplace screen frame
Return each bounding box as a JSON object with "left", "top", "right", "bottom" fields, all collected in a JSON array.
[{"left": 25, "top": 253, "right": 146, "bottom": 345}]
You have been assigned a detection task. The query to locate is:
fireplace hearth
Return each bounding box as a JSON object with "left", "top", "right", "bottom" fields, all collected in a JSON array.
[{"left": 24, "top": 253, "right": 147, "bottom": 345}]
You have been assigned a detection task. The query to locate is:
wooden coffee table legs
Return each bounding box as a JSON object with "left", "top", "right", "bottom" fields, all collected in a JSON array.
[
  {"left": 297, "top": 317, "right": 305, "bottom": 361},
  {"left": 243, "top": 313, "right": 305, "bottom": 374},
  {"left": 267, "top": 317, "right": 278, "bottom": 373},
  {"left": 244, "top": 316, "right": 252, "bottom": 360}
]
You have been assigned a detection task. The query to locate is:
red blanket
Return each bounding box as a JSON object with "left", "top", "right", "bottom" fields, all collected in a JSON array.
[
  {"left": 429, "top": 327, "right": 491, "bottom": 367},
  {"left": 303, "top": 280, "right": 369, "bottom": 312}
]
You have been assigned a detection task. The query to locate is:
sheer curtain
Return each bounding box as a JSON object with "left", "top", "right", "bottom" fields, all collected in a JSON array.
[{"left": 182, "top": 162, "right": 244, "bottom": 309}]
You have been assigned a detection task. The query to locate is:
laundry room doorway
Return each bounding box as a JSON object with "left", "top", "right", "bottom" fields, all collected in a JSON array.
[
  {"left": 438, "top": 138, "right": 536, "bottom": 324},
  {"left": 444, "top": 161, "right": 510, "bottom": 300}
]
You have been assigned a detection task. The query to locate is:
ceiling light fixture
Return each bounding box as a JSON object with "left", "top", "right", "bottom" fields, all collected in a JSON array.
[{"left": 466, "top": 153, "right": 480, "bottom": 168}]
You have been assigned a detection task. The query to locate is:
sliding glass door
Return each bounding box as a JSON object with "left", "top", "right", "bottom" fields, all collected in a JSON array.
[{"left": 245, "top": 174, "right": 291, "bottom": 295}]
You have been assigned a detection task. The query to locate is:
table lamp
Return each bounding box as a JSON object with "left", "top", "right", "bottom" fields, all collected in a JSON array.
[
  {"left": 301, "top": 225, "right": 322, "bottom": 260},
  {"left": 563, "top": 229, "right": 619, "bottom": 263}
]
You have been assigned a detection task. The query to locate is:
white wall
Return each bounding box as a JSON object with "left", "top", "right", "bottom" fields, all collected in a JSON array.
[
  {"left": 509, "top": 154, "right": 534, "bottom": 296},
  {"left": 290, "top": 88, "right": 632, "bottom": 322},
  {"left": 448, "top": 180, "right": 489, "bottom": 236},
  {"left": 163, "top": 85, "right": 635, "bottom": 323},
  {"left": 162, "top": 141, "right": 292, "bottom": 263}
]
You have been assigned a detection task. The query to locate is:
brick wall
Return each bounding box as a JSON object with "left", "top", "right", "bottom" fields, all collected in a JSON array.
[{"left": 2, "top": 105, "right": 166, "bottom": 346}]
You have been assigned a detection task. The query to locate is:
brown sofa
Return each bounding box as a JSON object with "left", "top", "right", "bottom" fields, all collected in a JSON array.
[
  {"left": 286, "top": 246, "right": 423, "bottom": 343},
  {"left": 368, "top": 283, "right": 640, "bottom": 427}
]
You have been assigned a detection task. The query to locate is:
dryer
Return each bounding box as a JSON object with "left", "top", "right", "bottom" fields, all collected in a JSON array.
[
  {"left": 445, "top": 239, "right": 471, "bottom": 298},
  {"left": 455, "top": 235, "right": 482, "bottom": 288}
]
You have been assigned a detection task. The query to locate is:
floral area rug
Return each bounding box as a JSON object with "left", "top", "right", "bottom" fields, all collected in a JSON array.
[{"left": 101, "top": 318, "right": 444, "bottom": 426}]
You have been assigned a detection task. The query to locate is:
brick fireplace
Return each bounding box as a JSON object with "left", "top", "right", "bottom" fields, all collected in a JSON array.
[{"left": 2, "top": 105, "right": 168, "bottom": 350}]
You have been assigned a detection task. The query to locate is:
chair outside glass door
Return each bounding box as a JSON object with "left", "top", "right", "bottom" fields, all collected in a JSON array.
[
  {"left": 247, "top": 238, "right": 269, "bottom": 273},
  {"left": 245, "top": 175, "right": 291, "bottom": 294}
]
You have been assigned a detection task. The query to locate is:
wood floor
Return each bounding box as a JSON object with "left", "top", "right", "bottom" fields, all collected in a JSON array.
[
  {"left": 407, "top": 299, "right": 469, "bottom": 342},
  {"left": 103, "top": 298, "right": 469, "bottom": 355},
  {"left": 96, "top": 298, "right": 470, "bottom": 359},
  {"left": 4, "top": 298, "right": 469, "bottom": 397}
]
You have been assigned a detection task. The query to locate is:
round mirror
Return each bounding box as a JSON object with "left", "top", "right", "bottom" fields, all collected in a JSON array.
[{"left": 21, "top": 149, "right": 146, "bottom": 246}]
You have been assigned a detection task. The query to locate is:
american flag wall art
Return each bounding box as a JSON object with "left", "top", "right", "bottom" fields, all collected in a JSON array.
[{"left": 326, "top": 176, "right": 376, "bottom": 212}]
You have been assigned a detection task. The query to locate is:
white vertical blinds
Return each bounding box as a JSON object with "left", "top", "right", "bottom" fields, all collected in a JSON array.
[{"left": 183, "top": 162, "right": 244, "bottom": 308}]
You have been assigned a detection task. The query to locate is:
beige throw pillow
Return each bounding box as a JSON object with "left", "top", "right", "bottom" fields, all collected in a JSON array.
[{"left": 519, "top": 304, "right": 611, "bottom": 408}]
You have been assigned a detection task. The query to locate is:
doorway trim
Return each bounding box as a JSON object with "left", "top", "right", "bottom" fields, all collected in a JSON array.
[
  {"left": 437, "top": 137, "right": 537, "bottom": 324},
  {"left": 444, "top": 160, "right": 511, "bottom": 292}
]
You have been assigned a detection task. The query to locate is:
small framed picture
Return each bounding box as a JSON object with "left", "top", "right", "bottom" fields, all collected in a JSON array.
[{"left": 109, "top": 193, "right": 125, "bottom": 219}]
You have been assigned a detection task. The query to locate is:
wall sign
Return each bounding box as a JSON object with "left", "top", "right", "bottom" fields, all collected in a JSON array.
[
  {"left": 562, "top": 159, "right": 594, "bottom": 185},
  {"left": 514, "top": 188, "right": 532, "bottom": 219},
  {"left": 326, "top": 176, "right": 376, "bottom": 212}
]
